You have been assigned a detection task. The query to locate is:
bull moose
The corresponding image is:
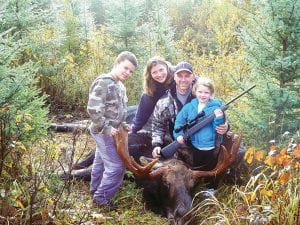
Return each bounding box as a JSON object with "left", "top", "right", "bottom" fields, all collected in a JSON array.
[
  {"left": 60, "top": 128, "right": 242, "bottom": 225},
  {"left": 113, "top": 127, "right": 242, "bottom": 225}
]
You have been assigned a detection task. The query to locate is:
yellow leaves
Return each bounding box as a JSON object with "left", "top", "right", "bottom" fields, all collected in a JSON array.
[
  {"left": 293, "top": 144, "right": 300, "bottom": 158},
  {"left": 275, "top": 154, "right": 290, "bottom": 167},
  {"left": 255, "top": 151, "right": 265, "bottom": 161},
  {"left": 16, "top": 115, "right": 22, "bottom": 124},
  {"left": 260, "top": 189, "right": 274, "bottom": 197},
  {"left": 265, "top": 156, "right": 275, "bottom": 166},
  {"left": 243, "top": 144, "right": 298, "bottom": 169},
  {"left": 245, "top": 147, "right": 255, "bottom": 164},
  {"left": 47, "top": 198, "right": 54, "bottom": 205},
  {"left": 66, "top": 53, "right": 74, "bottom": 63},
  {"left": 16, "top": 141, "right": 27, "bottom": 151},
  {"left": 15, "top": 113, "right": 34, "bottom": 132},
  {"left": 16, "top": 200, "right": 25, "bottom": 209},
  {"left": 24, "top": 123, "right": 33, "bottom": 131},
  {"left": 278, "top": 172, "right": 290, "bottom": 185},
  {"left": 43, "top": 187, "right": 50, "bottom": 193},
  {"left": 24, "top": 113, "right": 33, "bottom": 121},
  {"left": 245, "top": 192, "right": 256, "bottom": 203},
  {"left": 245, "top": 147, "right": 265, "bottom": 164}
]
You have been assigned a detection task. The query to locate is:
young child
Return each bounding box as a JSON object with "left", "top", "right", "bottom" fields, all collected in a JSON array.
[
  {"left": 87, "top": 51, "right": 138, "bottom": 208},
  {"left": 173, "top": 77, "right": 224, "bottom": 167}
]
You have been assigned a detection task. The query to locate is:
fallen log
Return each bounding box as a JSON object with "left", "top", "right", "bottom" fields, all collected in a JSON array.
[
  {"left": 49, "top": 123, "right": 88, "bottom": 132},
  {"left": 49, "top": 105, "right": 138, "bottom": 132}
]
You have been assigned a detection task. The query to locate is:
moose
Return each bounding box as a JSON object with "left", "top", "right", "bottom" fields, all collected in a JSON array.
[
  {"left": 113, "top": 127, "right": 242, "bottom": 225},
  {"left": 60, "top": 127, "right": 242, "bottom": 225}
]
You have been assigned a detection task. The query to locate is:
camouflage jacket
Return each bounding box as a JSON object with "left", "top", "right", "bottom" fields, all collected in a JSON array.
[
  {"left": 87, "top": 73, "right": 127, "bottom": 135},
  {"left": 151, "top": 86, "right": 194, "bottom": 147}
]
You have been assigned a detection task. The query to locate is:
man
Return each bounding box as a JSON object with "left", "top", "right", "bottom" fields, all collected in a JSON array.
[{"left": 152, "top": 61, "right": 228, "bottom": 158}]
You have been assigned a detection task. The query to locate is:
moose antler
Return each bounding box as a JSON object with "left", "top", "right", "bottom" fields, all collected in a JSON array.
[
  {"left": 114, "top": 126, "right": 242, "bottom": 180},
  {"left": 113, "top": 127, "right": 159, "bottom": 178},
  {"left": 192, "top": 133, "right": 242, "bottom": 179}
]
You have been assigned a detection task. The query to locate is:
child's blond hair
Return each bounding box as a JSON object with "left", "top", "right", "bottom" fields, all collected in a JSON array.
[{"left": 192, "top": 77, "right": 215, "bottom": 96}]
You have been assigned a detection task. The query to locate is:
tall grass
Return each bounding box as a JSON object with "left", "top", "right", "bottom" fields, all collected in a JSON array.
[{"left": 192, "top": 138, "right": 299, "bottom": 225}]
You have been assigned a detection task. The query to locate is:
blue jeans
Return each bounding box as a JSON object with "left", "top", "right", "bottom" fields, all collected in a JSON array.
[{"left": 90, "top": 132, "right": 125, "bottom": 205}]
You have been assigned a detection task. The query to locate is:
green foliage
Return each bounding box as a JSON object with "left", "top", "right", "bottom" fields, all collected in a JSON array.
[
  {"left": 175, "top": 0, "right": 250, "bottom": 104},
  {"left": 0, "top": 34, "right": 49, "bottom": 144},
  {"left": 139, "top": 0, "right": 176, "bottom": 60},
  {"left": 103, "top": 0, "right": 144, "bottom": 53},
  {"left": 32, "top": 0, "right": 101, "bottom": 110},
  {"left": 90, "top": 0, "right": 106, "bottom": 25},
  {"left": 0, "top": 31, "right": 49, "bottom": 224},
  {"left": 239, "top": 0, "right": 300, "bottom": 146}
]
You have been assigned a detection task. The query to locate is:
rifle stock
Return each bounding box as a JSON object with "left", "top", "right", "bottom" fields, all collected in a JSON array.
[{"left": 160, "top": 85, "right": 255, "bottom": 159}]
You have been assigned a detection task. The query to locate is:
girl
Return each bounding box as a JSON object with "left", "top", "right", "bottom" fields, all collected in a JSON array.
[
  {"left": 131, "top": 56, "right": 175, "bottom": 133},
  {"left": 173, "top": 77, "right": 224, "bottom": 167}
]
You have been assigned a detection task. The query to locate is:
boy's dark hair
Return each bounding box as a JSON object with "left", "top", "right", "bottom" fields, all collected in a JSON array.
[{"left": 114, "top": 51, "right": 138, "bottom": 68}]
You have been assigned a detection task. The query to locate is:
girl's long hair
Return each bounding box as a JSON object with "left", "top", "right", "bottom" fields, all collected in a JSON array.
[{"left": 143, "top": 56, "right": 174, "bottom": 96}]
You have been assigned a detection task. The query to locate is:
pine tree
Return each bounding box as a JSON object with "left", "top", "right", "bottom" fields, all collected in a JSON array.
[
  {"left": 140, "top": 0, "right": 176, "bottom": 60},
  {"left": 103, "top": 0, "right": 143, "bottom": 53},
  {"left": 240, "top": 0, "right": 300, "bottom": 146},
  {"left": 90, "top": 0, "right": 106, "bottom": 25},
  {"left": 0, "top": 29, "right": 49, "bottom": 177}
]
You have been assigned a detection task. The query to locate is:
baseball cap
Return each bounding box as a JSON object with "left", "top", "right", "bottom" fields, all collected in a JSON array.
[{"left": 175, "top": 61, "right": 193, "bottom": 74}]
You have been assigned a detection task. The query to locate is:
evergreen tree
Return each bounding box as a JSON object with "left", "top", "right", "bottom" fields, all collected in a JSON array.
[
  {"left": 103, "top": 0, "right": 143, "bottom": 53},
  {"left": 90, "top": 0, "right": 106, "bottom": 25},
  {"left": 140, "top": 0, "right": 176, "bottom": 61},
  {"left": 0, "top": 0, "right": 53, "bottom": 39},
  {"left": 239, "top": 0, "right": 300, "bottom": 146},
  {"left": 0, "top": 29, "right": 49, "bottom": 176}
]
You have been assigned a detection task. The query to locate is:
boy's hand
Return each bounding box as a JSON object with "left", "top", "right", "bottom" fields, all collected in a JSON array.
[{"left": 111, "top": 127, "right": 119, "bottom": 136}]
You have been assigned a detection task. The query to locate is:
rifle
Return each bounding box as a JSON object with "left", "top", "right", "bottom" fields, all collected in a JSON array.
[
  {"left": 160, "top": 85, "right": 256, "bottom": 159},
  {"left": 174, "top": 111, "right": 205, "bottom": 133}
]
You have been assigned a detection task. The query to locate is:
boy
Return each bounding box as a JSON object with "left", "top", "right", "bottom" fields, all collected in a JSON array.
[{"left": 87, "top": 51, "right": 138, "bottom": 208}]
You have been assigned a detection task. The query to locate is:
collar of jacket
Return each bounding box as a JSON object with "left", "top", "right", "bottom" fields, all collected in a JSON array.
[{"left": 168, "top": 84, "right": 195, "bottom": 112}]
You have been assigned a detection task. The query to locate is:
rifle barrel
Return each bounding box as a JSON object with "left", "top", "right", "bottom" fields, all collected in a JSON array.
[{"left": 225, "top": 85, "right": 256, "bottom": 106}]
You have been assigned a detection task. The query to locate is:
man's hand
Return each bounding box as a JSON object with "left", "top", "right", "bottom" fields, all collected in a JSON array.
[
  {"left": 152, "top": 146, "right": 161, "bottom": 158},
  {"left": 176, "top": 136, "right": 184, "bottom": 144},
  {"left": 216, "top": 122, "right": 228, "bottom": 135}
]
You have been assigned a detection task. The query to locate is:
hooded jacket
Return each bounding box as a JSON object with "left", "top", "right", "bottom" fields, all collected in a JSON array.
[{"left": 173, "top": 98, "right": 224, "bottom": 150}]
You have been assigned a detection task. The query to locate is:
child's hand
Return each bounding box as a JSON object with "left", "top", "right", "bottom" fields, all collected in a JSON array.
[
  {"left": 177, "top": 136, "right": 185, "bottom": 144},
  {"left": 214, "top": 109, "right": 223, "bottom": 118}
]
